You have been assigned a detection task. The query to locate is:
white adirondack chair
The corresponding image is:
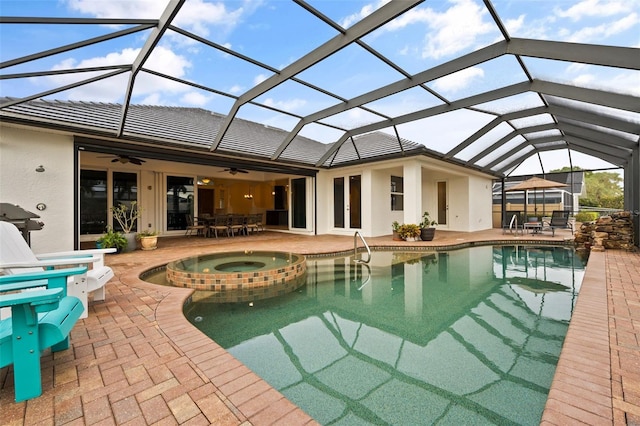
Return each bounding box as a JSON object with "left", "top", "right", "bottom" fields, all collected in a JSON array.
[{"left": 0, "top": 221, "right": 116, "bottom": 318}]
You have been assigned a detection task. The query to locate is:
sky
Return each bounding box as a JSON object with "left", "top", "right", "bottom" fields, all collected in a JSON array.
[{"left": 1, "top": 0, "right": 638, "bottom": 176}]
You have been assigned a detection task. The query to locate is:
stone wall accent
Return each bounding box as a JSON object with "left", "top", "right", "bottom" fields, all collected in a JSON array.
[{"left": 574, "top": 211, "right": 635, "bottom": 252}]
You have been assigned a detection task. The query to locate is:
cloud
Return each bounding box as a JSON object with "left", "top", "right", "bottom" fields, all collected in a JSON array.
[
  {"left": 65, "top": 0, "right": 166, "bottom": 19},
  {"left": 554, "top": 0, "right": 633, "bottom": 21},
  {"left": 564, "top": 13, "right": 639, "bottom": 43},
  {"left": 431, "top": 67, "right": 484, "bottom": 93},
  {"left": 39, "top": 46, "right": 192, "bottom": 103},
  {"left": 338, "top": 0, "right": 494, "bottom": 59},
  {"left": 262, "top": 98, "right": 307, "bottom": 112},
  {"left": 65, "top": 0, "right": 262, "bottom": 39},
  {"left": 421, "top": 0, "right": 494, "bottom": 59},
  {"left": 339, "top": 0, "right": 391, "bottom": 28},
  {"left": 254, "top": 73, "right": 269, "bottom": 85},
  {"left": 180, "top": 91, "right": 210, "bottom": 106},
  {"left": 504, "top": 14, "right": 526, "bottom": 35},
  {"left": 229, "top": 84, "right": 244, "bottom": 94},
  {"left": 140, "top": 93, "right": 162, "bottom": 105}
]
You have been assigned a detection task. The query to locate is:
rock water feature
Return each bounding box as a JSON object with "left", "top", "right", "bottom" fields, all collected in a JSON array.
[{"left": 574, "top": 211, "right": 635, "bottom": 252}]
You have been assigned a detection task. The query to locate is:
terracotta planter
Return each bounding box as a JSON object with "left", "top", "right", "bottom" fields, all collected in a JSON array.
[
  {"left": 420, "top": 227, "right": 436, "bottom": 241},
  {"left": 139, "top": 236, "right": 158, "bottom": 250},
  {"left": 392, "top": 231, "right": 402, "bottom": 241}
]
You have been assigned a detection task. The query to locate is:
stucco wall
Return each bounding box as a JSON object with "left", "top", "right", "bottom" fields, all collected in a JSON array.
[
  {"left": 467, "top": 175, "right": 493, "bottom": 232},
  {"left": 316, "top": 158, "right": 494, "bottom": 236},
  {"left": 1, "top": 124, "right": 75, "bottom": 253}
]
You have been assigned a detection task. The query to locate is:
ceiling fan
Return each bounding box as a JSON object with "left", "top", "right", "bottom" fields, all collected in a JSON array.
[
  {"left": 98, "top": 154, "right": 146, "bottom": 165},
  {"left": 220, "top": 167, "right": 249, "bottom": 175}
]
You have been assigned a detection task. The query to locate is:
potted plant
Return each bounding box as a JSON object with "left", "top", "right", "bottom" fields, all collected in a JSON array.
[
  {"left": 391, "top": 221, "right": 402, "bottom": 241},
  {"left": 419, "top": 212, "right": 437, "bottom": 241},
  {"left": 96, "top": 227, "right": 127, "bottom": 253},
  {"left": 398, "top": 223, "right": 421, "bottom": 241},
  {"left": 136, "top": 229, "right": 158, "bottom": 250},
  {"left": 110, "top": 201, "right": 142, "bottom": 252}
]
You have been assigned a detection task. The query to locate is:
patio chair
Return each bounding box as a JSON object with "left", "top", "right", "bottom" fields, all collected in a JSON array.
[
  {"left": 0, "top": 265, "right": 87, "bottom": 401},
  {"left": 245, "top": 214, "right": 260, "bottom": 234},
  {"left": 544, "top": 210, "right": 572, "bottom": 236},
  {"left": 0, "top": 222, "right": 115, "bottom": 319},
  {"left": 209, "top": 215, "right": 231, "bottom": 238},
  {"left": 185, "top": 215, "right": 206, "bottom": 237},
  {"left": 229, "top": 215, "right": 246, "bottom": 237}
]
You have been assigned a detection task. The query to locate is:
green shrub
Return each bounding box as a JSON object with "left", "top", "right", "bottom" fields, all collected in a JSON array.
[
  {"left": 97, "top": 226, "right": 128, "bottom": 252},
  {"left": 575, "top": 211, "right": 599, "bottom": 223}
]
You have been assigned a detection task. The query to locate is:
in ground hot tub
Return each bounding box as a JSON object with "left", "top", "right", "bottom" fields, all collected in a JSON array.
[{"left": 165, "top": 251, "right": 306, "bottom": 302}]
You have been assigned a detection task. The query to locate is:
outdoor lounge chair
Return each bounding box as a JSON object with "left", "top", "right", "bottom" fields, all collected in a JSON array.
[
  {"left": 544, "top": 210, "right": 572, "bottom": 236},
  {"left": 0, "top": 222, "right": 115, "bottom": 318}
]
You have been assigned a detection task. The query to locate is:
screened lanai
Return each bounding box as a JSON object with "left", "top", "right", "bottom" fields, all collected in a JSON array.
[{"left": 1, "top": 0, "right": 639, "bottom": 244}]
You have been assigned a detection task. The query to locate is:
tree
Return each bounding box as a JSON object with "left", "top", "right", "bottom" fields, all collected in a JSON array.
[{"left": 551, "top": 167, "right": 623, "bottom": 209}]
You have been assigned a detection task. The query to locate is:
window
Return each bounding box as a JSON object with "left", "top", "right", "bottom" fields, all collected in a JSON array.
[
  {"left": 291, "top": 178, "right": 306, "bottom": 228},
  {"left": 391, "top": 175, "right": 403, "bottom": 211},
  {"left": 112, "top": 172, "right": 138, "bottom": 232},
  {"left": 334, "top": 177, "right": 344, "bottom": 228},
  {"left": 167, "top": 176, "right": 194, "bottom": 231},
  {"left": 80, "top": 170, "right": 107, "bottom": 234}
]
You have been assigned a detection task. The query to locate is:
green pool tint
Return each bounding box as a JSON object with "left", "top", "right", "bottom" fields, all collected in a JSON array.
[{"left": 185, "top": 245, "right": 587, "bottom": 425}]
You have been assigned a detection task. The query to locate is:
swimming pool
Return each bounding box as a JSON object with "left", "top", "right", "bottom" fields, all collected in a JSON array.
[{"left": 184, "top": 245, "right": 586, "bottom": 425}]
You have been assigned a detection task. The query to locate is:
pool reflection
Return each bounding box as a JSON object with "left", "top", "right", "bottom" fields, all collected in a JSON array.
[{"left": 185, "top": 245, "right": 586, "bottom": 425}]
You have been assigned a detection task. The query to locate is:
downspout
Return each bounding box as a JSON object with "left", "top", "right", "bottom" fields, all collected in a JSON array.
[{"left": 74, "top": 143, "right": 81, "bottom": 249}]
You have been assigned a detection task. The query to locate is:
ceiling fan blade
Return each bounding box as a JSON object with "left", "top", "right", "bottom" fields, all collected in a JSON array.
[
  {"left": 237, "top": 169, "right": 249, "bottom": 173},
  {"left": 111, "top": 158, "right": 119, "bottom": 163},
  {"left": 130, "top": 159, "right": 143, "bottom": 165}
]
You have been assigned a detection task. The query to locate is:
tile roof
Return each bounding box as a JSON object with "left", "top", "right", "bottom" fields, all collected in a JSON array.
[{"left": 0, "top": 97, "right": 422, "bottom": 168}]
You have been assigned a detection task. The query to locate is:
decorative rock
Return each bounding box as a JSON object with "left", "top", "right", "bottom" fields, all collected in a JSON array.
[
  {"left": 575, "top": 211, "right": 635, "bottom": 252},
  {"left": 595, "top": 226, "right": 614, "bottom": 233},
  {"left": 597, "top": 216, "right": 613, "bottom": 224}
]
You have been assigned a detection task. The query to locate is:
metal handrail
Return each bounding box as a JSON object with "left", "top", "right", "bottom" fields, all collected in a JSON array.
[{"left": 353, "top": 231, "right": 371, "bottom": 264}]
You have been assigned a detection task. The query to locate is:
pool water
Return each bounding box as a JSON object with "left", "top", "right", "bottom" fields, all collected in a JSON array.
[{"left": 184, "top": 245, "right": 586, "bottom": 425}]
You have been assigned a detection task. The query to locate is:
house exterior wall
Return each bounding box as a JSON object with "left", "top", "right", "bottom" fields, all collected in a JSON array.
[
  {"left": 316, "top": 157, "right": 494, "bottom": 237},
  {"left": 467, "top": 176, "right": 494, "bottom": 231},
  {"left": 2, "top": 123, "right": 495, "bottom": 246},
  {"left": 0, "top": 124, "right": 75, "bottom": 253}
]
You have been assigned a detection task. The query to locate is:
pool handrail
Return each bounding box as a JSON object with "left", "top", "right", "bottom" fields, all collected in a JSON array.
[{"left": 353, "top": 231, "right": 371, "bottom": 264}]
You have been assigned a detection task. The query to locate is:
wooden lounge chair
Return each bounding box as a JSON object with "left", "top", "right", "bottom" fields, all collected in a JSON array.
[
  {"left": 0, "top": 222, "right": 115, "bottom": 318},
  {"left": 0, "top": 265, "right": 87, "bottom": 401}
]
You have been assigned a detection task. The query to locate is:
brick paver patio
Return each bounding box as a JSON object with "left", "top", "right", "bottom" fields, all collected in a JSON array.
[{"left": 1, "top": 229, "right": 638, "bottom": 425}]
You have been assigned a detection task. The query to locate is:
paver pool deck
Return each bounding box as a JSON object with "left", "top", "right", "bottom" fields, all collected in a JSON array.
[{"left": 1, "top": 229, "right": 638, "bottom": 425}]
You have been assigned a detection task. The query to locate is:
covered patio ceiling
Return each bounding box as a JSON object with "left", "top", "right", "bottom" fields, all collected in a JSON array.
[{"left": 0, "top": 0, "right": 639, "bottom": 180}]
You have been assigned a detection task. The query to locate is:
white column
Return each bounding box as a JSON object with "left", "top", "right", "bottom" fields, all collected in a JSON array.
[{"left": 403, "top": 161, "right": 423, "bottom": 224}]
